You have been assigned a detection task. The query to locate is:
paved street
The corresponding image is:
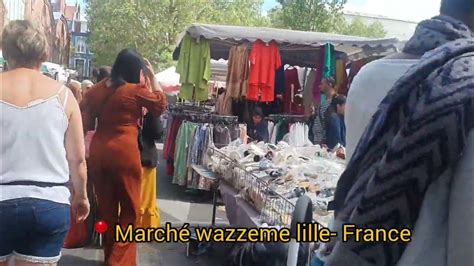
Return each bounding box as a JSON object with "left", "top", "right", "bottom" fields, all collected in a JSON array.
[{"left": 59, "top": 144, "right": 230, "bottom": 265}]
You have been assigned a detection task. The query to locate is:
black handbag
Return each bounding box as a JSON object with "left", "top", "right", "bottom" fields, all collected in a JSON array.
[{"left": 138, "top": 112, "right": 163, "bottom": 167}]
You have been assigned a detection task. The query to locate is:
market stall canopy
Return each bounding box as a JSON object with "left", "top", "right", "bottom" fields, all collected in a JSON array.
[
  {"left": 155, "top": 61, "right": 228, "bottom": 94},
  {"left": 173, "top": 24, "right": 400, "bottom": 67},
  {"left": 210, "top": 59, "right": 228, "bottom": 82},
  {"left": 155, "top": 67, "right": 181, "bottom": 95}
]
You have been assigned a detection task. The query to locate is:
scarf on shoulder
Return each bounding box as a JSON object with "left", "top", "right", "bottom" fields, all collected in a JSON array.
[{"left": 327, "top": 16, "right": 474, "bottom": 266}]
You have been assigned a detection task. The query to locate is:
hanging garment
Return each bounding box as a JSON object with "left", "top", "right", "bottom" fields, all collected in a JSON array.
[
  {"left": 247, "top": 40, "right": 282, "bottom": 102},
  {"left": 213, "top": 124, "right": 232, "bottom": 148},
  {"left": 163, "top": 115, "right": 174, "bottom": 160},
  {"left": 173, "top": 121, "right": 199, "bottom": 186},
  {"left": 313, "top": 48, "right": 325, "bottom": 106},
  {"left": 176, "top": 34, "right": 211, "bottom": 102},
  {"left": 187, "top": 125, "right": 210, "bottom": 189},
  {"left": 275, "top": 120, "right": 289, "bottom": 143},
  {"left": 239, "top": 124, "right": 248, "bottom": 144},
  {"left": 270, "top": 122, "right": 278, "bottom": 144},
  {"left": 326, "top": 16, "right": 474, "bottom": 266},
  {"left": 274, "top": 66, "right": 286, "bottom": 96},
  {"left": 297, "top": 67, "right": 307, "bottom": 91},
  {"left": 311, "top": 99, "right": 331, "bottom": 145},
  {"left": 267, "top": 121, "right": 275, "bottom": 143},
  {"left": 283, "top": 68, "right": 301, "bottom": 113},
  {"left": 319, "top": 44, "right": 336, "bottom": 107},
  {"left": 303, "top": 69, "right": 316, "bottom": 116},
  {"left": 323, "top": 43, "right": 336, "bottom": 79},
  {"left": 227, "top": 44, "right": 250, "bottom": 98},
  {"left": 220, "top": 44, "right": 249, "bottom": 115},
  {"left": 215, "top": 92, "right": 226, "bottom": 115},
  {"left": 165, "top": 116, "right": 183, "bottom": 176},
  {"left": 335, "top": 59, "right": 348, "bottom": 95},
  {"left": 289, "top": 122, "right": 310, "bottom": 147}
]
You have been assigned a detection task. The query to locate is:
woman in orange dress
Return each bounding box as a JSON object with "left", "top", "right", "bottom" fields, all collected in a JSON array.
[{"left": 80, "top": 49, "right": 166, "bottom": 266}]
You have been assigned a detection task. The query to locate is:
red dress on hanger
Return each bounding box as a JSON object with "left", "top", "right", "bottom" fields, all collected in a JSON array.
[{"left": 247, "top": 40, "right": 282, "bottom": 102}]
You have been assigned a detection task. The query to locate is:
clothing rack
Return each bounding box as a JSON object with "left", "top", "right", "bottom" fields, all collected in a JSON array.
[
  {"left": 169, "top": 108, "right": 238, "bottom": 125},
  {"left": 168, "top": 103, "right": 212, "bottom": 113},
  {"left": 267, "top": 114, "right": 308, "bottom": 124}
]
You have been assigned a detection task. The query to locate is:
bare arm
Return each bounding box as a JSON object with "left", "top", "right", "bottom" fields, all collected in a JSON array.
[
  {"left": 144, "top": 58, "right": 163, "bottom": 92},
  {"left": 64, "top": 90, "right": 90, "bottom": 222}
]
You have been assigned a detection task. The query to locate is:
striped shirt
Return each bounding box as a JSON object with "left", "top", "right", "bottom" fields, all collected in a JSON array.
[{"left": 312, "top": 99, "right": 331, "bottom": 144}]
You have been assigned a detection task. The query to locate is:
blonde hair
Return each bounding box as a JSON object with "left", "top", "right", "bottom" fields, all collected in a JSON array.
[
  {"left": 81, "top": 80, "right": 93, "bottom": 91},
  {"left": 1, "top": 20, "right": 48, "bottom": 69},
  {"left": 68, "top": 80, "right": 81, "bottom": 90},
  {"left": 67, "top": 80, "right": 82, "bottom": 101}
]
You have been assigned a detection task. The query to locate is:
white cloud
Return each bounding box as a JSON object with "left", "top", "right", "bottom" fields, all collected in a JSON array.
[{"left": 345, "top": 0, "right": 440, "bottom": 22}]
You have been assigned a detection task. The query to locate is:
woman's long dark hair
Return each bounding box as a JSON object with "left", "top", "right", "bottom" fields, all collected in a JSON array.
[
  {"left": 96, "top": 66, "right": 111, "bottom": 83},
  {"left": 110, "top": 48, "right": 147, "bottom": 88},
  {"left": 324, "top": 95, "right": 346, "bottom": 126}
]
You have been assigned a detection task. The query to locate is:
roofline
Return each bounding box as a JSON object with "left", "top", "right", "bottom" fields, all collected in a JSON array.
[{"left": 343, "top": 10, "right": 419, "bottom": 24}]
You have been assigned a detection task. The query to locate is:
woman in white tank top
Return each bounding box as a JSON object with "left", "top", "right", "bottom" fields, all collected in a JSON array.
[{"left": 0, "top": 20, "right": 89, "bottom": 266}]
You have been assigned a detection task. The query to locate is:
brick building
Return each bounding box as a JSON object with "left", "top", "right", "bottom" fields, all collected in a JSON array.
[
  {"left": 1, "top": 0, "right": 71, "bottom": 66},
  {"left": 0, "top": 0, "right": 7, "bottom": 30}
]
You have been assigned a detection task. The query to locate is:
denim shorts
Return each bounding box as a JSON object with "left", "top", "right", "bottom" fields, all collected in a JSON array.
[{"left": 0, "top": 198, "right": 70, "bottom": 263}]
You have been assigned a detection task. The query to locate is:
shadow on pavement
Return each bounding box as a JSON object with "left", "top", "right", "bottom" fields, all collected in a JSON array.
[{"left": 59, "top": 255, "right": 102, "bottom": 265}]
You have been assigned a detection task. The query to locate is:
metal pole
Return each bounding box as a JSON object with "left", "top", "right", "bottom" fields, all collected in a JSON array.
[{"left": 211, "top": 180, "right": 218, "bottom": 227}]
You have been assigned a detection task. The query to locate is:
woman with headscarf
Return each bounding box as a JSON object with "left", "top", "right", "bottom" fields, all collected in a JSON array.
[
  {"left": 326, "top": 0, "right": 474, "bottom": 265},
  {"left": 309, "top": 76, "right": 336, "bottom": 145},
  {"left": 80, "top": 49, "right": 167, "bottom": 265}
]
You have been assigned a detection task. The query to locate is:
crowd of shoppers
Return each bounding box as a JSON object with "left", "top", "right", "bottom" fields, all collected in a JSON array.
[
  {"left": 0, "top": 20, "right": 166, "bottom": 266},
  {"left": 0, "top": 0, "right": 472, "bottom": 265}
]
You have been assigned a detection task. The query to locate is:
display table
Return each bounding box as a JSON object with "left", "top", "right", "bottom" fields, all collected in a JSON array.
[{"left": 219, "top": 182, "right": 261, "bottom": 228}]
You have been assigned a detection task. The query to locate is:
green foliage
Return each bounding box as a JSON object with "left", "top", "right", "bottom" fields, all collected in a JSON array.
[
  {"left": 338, "top": 17, "right": 387, "bottom": 38},
  {"left": 87, "top": 0, "right": 387, "bottom": 67},
  {"left": 87, "top": 0, "right": 268, "bottom": 68},
  {"left": 270, "top": 0, "right": 347, "bottom": 32},
  {"left": 268, "top": 0, "right": 387, "bottom": 38}
]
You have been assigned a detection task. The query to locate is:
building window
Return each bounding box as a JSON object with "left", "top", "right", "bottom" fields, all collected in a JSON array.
[
  {"left": 76, "top": 38, "right": 86, "bottom": 53},
  {"left": 75, "top": 58, "right": 85, "bottom": 78}
]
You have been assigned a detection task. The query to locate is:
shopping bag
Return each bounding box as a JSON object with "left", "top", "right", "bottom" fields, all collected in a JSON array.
[
  {"left": 85, "top": 130, "right": 95, "bottom": 158},
  {"left": 63, "top": 214, "right": 90, "bottom": 248}
]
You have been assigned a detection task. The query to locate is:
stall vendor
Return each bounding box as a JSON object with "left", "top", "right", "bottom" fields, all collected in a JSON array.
[{"left": 248, "top": 107, "right": 269, "bottom": 143}]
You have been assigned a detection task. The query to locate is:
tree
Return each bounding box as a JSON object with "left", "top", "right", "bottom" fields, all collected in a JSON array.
[
  {"left": 269, "top": 0, "right": 348, "bottom": 32},
  {"left": 338, "top": 17, "right": 387, "bottom": 38},
  {"left": 268, "top": 1, "right": 386, "bottom": 38},
  {"left": 366, "top": 21, "right": 386, "bottom": 38},
  {"left": 87, "top": 0, "right": 268, "bottom": 68}
]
